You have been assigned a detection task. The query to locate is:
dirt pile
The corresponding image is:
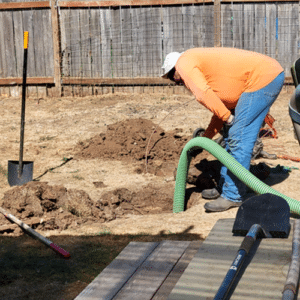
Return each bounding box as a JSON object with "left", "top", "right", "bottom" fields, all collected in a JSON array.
[
  {"left": 0, "top": 181, "right": 175, "bottom": 235},
  {"left": 75, "top": 118, "right": 190, "bottom": 175}
]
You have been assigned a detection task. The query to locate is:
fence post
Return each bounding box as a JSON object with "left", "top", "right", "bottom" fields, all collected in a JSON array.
[
  {"left": 214, "top": 0, "right": 221, "bottom": 47},
  {"left": 50, "top": 0, "right": 62, "bottom": 97}
]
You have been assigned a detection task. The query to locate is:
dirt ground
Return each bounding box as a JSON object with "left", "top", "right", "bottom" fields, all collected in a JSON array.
[{"left": 0, "top": 87, "right": 299, "bottom": 299}]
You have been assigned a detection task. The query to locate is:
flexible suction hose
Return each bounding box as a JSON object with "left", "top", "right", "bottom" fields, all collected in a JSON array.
[
  {"left": 173, "top": 137, "right": 300, "bottom": 215},
  {"left": 282, "top": 219, "right": 300, "bottom": 300}
]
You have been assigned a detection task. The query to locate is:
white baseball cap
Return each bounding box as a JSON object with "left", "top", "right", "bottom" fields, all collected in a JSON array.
[{"left": 161, "top": 52, "right": 183, "bottom": 78}]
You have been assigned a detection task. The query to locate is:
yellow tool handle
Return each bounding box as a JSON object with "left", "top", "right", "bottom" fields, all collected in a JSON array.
[{"left": 24, "top": 31, "right": 29, "bottom": 49}]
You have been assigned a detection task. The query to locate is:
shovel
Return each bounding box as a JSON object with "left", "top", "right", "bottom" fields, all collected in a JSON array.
[
  {"left": 8, "top": 31, "right": 33, "bottom": 186},
  {"left": 214, "top": 193, "right": 290, "bottom": 300}
]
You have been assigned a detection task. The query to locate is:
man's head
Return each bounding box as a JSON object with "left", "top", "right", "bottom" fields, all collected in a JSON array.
[{"left": 161, "top": 52, "right": 183, "bottom": 80}]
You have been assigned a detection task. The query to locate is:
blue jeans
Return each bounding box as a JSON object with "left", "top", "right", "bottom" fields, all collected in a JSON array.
[{"left": 220, "top": 72, "right": 285, "bottom": 202}]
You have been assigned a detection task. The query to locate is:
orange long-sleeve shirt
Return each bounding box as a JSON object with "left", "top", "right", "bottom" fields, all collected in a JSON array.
[{"left": 175, "top": 48, "right": 284, "bottom": 138}]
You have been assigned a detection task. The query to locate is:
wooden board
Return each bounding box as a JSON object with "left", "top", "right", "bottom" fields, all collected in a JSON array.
[
  {"left": 113, "top": 240, "right": 190, "bottom": 300},
  {"left": 22, "top": 9, "right": 35, "bottom": 77},
  {"left": 79, "top": 8, "right": 92, "bottom": 78},
  {"left": 243, "top": 3, "right": 255, "bottom": 51},
  {"left": 265, "top": 3, "right": 277, "bottom": 59},
  {"left": 69, "top": 8, "right": 81, "bottom": 77},
  {"left": 12, "top": 10, "right": 24, "bottom": 77},
  {"left": 74, "top": 242, "right": 160, "bottom": 300},
  {"left": 33, "top": 9, "right": 46, "bottom": 77},
  {"left": 232, "top": 3, "right": 243, "bottom": 49},
  {"left": 254, "top": 3, "right": 266, "bottom": 54},
  {"left": 182, "top": 5, "right": 194, "bottom": 50},
  {"left": 100, "top": 8, "right": 113, "bottom": 78},
  {"left": 90, "top": 8, "right": 103, "bottom": 78},
  {"left": 3, "top": 11, "right": 16, "bottom": 77},
  {"left": 0, "top": 11, "right": 7, "bottom": 78}
]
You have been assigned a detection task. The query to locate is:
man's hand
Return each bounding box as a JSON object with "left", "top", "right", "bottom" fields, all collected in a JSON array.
[{"left": 224, "top": 114, "right": 234, "bottom": 133}]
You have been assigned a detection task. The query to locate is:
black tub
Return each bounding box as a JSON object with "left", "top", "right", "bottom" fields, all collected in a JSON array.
[{"left": 289, "top": 86, "right": 300, "bottom": 145}]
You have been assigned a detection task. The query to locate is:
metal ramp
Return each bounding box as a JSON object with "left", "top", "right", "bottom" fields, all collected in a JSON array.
[{"left": 167, "top": 218, "right": 294, "bottom": 300}]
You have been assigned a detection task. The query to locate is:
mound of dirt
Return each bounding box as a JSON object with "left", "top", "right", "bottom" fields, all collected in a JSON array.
[
  {"left": 75, "top": 118, "right": 190, "bottom": 175},
  {"left": 0, "top": 181, "right": 175, "bottom": 235}
]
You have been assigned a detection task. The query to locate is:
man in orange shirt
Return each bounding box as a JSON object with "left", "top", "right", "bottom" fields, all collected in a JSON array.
[{"left": 162, "top": 48, "right": 284, "bottom": 212}]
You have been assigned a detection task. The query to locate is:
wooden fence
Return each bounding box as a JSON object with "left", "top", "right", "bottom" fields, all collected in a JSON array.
[{"left": 0, "top": 0, "right": 299, "bottom": 97}]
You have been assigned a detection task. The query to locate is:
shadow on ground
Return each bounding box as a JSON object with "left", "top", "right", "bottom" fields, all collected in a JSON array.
[{"left": 0, "top": 226, "right": 202, "bottom": 300}]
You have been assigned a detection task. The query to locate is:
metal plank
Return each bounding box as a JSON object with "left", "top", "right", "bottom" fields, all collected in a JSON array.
[
  {"left": 114, "top": 240, "right": 191, "bottom": 300},
  {"left": 167, "top": 219, "right": 292, "bottom": 300},
  {"left": 74, "top": 242, "right": 159, "bottom": 300}
]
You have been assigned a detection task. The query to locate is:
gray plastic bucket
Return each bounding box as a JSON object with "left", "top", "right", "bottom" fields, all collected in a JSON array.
[{"left": 289, "top": 86, "right": 300, "bottom": 145}]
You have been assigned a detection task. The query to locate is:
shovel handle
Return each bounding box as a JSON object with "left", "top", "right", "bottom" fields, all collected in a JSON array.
[
  {"left": 0, "top": 207, "right": 70, "bottom": 258},
  {"left": 19, "top": 31, "right": 29, "bottom": 178},
  {"left": 214, "top": 224, "right": 262, "bottom": 300}
]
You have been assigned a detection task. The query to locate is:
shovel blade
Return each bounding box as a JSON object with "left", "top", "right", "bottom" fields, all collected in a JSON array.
[
  {"left": 8, "top": 160, "right": 33, "bottom": 186},
  {"left": 232, "top": 193, "right": 290, "bottom": 238}
]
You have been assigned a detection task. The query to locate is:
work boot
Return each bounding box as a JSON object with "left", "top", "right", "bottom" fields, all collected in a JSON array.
[
  {"left": 201, "top": 188, "right": 221, "bottom": 199},
  {"left": 204, "top": 197, "right": 242, "bottom": 212}
]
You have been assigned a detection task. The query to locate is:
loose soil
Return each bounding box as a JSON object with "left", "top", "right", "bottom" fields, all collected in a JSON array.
[{"left": 0, "top": 88, "right": 299, "bottom": 299}]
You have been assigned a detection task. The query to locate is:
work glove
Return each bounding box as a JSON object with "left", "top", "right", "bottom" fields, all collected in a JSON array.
[{"left": 223, "top": 114, "right": 234, "bottom": 134}]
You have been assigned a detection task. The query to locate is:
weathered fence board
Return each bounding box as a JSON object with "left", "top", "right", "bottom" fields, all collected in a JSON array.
[
  {"left": 221, "top": 3, "right": 232, "bottom": 47},
  {"left": 80, "top": 8, "right": 92, "bottom": 78},
  {"left": 100, "top": 8, "right": 113, "bottom": 78},
  {"left": 0, "top": 1, "right": 299, "bottom": 96},
  {"left": 182, "top": 5, "right": 194, "bottom": 50},
  {"left": 244, "top": 3, "right": 255, "bottom": 51},
  {"left": 265, "top": 3, "right": 277, "bottom": 59},
  {"left": 255, "top": 3, "right": 266, "bottom": 54},
  {"left": 13, "top": 10, "right": 25, "bottom": 77},
  {"left": 3, "top": 11, "right": 16, "bottom": 77},
  {"left": 232, "top": 3, "right": 243, "bottom": 48},
  {"left": 43, "top": 8, "right": 53, "bottom": 77},
  {"left": 22, "top": 9, "right": 35, "bottom": 77},
  {"left": 0, "top": 12, "right": 7, "bottom": 78},
  {"left": 90, "top": 8, "right": 102, "bottom": 78},
  {"left": 33, "top": 9, "right": 46, "bottom": 76}
]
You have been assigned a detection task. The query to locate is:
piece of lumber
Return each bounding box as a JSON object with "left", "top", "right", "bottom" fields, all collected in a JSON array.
[
  {"left": 74, "top": 241, "right": 159, "bottom": 300},
  {"left": 113, "top": 240, "right": 190, "bottom": 300}
]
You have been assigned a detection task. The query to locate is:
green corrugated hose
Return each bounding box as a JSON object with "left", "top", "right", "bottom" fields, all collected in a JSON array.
[{"left": 173, "top": 137, "right": 300, "bottom": 215}]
